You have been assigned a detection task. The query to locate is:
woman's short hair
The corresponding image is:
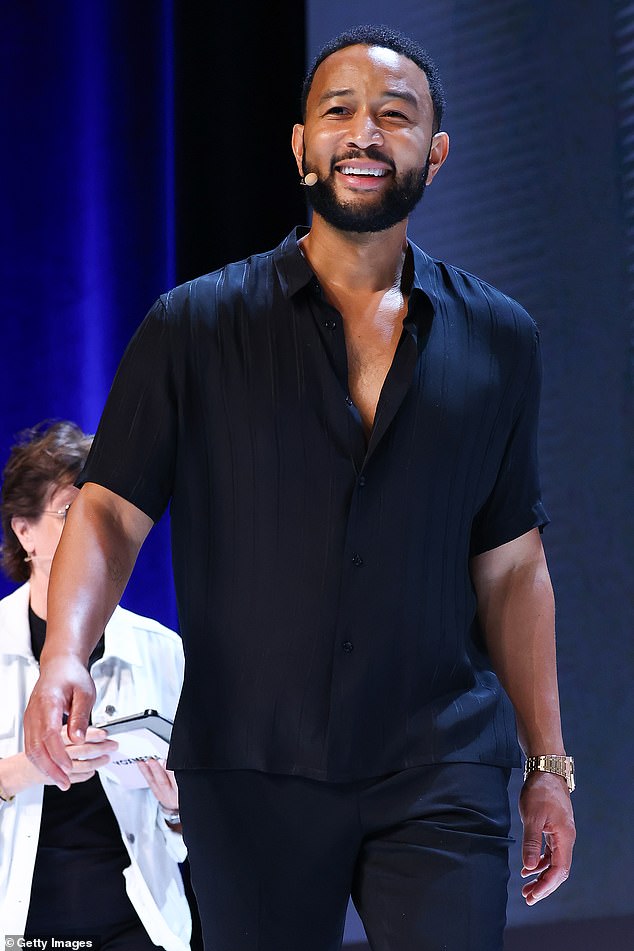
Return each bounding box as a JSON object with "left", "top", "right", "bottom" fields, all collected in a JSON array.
[{"left": 0, "top": 421, "right": 92, "bottom": 583}]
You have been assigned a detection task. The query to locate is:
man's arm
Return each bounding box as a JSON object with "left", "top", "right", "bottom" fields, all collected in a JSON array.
[
  {"left": 470, "top": 527, "right": 576, "bottom": 905},
  {"left": 23, "top": 482, "right": 153, "bottom": 789}
]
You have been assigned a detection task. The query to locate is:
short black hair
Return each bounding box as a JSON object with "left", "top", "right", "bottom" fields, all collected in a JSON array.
[{"left": 301, "top": 25, "right": 445, "bottom": 132}]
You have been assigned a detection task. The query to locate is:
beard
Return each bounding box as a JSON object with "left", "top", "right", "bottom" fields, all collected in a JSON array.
[{"left": 302, "top": 146, "right": 430, "bottom": 233}]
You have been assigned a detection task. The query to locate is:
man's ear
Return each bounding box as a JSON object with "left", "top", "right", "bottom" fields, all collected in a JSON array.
[
  {"left": 291, "top": 124, "right": 305, "bottom": 178},
  {"left": 426, "top": 131, "right": 450, "bottom": 185}
]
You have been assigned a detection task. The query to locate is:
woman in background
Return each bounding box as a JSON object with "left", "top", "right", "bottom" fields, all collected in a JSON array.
[{"left": 0, "top": 421, "right": 191, "bottom": 951}]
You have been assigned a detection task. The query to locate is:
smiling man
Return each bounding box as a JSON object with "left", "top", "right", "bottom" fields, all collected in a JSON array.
[
  {"left": 23, "top": 25, "right": 575, "bottom": 951},
  {"left": 293, "top": 38, "right": 444, "bottom": 236}
]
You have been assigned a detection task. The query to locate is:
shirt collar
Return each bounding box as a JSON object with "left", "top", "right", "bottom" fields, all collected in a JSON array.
[
  {"left": 403, "top": 242, "right": 438, "bottom": 353},
  {"left": 408, "top": 240, "right": 440, "bottom": 313},
  {"left": 273, "top": 227, "right": 314, "bottom": 298},
  {"left": 274, "top": 226, "right": 439, "bottom": 314},
  {"left": 273, "top": 228, "right": 438, "bottom": 357}
]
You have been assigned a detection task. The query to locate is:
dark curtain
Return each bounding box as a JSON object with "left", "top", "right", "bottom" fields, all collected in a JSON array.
[
  {"left": 0, "top": 0, "right": 306, "bottom": 625},
  {"left": 173, "top": 2, "right": 307, "bottom": 279}
]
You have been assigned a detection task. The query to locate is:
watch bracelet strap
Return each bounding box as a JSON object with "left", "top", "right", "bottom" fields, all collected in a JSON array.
[
  {"left": 0, "top": 783, "right": 15, "bottom": 802},
  {"left": 0, "top": 759, "right": 15, "bottom": 802},
  {"left": 159, "top": 802, "right": 180, "bottom": 823},
  {"left": 524, "top": 754, "right": 575, "bottom": 792}
]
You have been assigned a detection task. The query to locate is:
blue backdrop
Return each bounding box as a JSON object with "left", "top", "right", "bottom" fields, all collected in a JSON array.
[
  {"left": 1, "top": 0, "right": 305, "bottom": 626},
  {"left": 1, "top": 0, "right": 178, "bottom": 622}
]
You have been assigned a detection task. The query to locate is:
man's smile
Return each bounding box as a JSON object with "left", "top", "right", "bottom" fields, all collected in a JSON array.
[
  {"left": 336, "top": 166, "right": 390, "bottom": 177},
  {"left": 334, "top": 159, "right": 393, "bottom": 188}
]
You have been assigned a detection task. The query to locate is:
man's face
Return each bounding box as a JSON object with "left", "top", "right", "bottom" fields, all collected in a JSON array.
[{"left": 292, "top": 44, "right": 447, "bottom": 233}]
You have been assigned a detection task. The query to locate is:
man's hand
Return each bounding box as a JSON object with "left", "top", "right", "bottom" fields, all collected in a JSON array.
[
  {"left": 519, "top": 771, "right": 576, "bottom": 904},
  {"left": 23, "top": 655, "right": 97, "bottom": 790},
  {"left": 28, "top": 726, "right": 118, "bottom": 788}
]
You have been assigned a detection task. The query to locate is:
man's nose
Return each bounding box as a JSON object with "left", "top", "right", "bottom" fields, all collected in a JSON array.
[{"left": 345, "top": 112, "right": 384, "bottom": 150}]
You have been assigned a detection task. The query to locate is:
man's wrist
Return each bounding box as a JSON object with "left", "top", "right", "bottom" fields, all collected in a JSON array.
[{"left": 524, "top": 754, "right": 575, "bottom": 792}]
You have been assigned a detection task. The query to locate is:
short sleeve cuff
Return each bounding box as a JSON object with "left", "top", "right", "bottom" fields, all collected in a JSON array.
[{"left": 470, "top": 499, "right": 549, "bottom": 557}]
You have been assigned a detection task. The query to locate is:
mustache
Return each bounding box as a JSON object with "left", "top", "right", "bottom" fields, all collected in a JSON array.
[{"left": 329, "top": 148, "right": 396, "bottom": 175}]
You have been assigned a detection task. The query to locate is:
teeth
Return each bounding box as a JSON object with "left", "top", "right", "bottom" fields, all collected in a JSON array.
[{"left": 338, "top": 166, "right": 387, "bottom": 177}]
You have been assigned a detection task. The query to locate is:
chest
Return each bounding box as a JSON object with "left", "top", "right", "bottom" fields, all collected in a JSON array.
[
  {"left": 340, "top": 297, "right": 408, "bottom": 436},
  {"left": 188, "top": 291, "right": 512, "bottom": 477},
  {"left": 344, "top": 329, "right": 399, "bottom": 435}
]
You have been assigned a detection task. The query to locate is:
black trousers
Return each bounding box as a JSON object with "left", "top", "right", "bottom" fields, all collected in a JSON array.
[{"left": 176, "top": 763, "right": 512, "bottom": 951}]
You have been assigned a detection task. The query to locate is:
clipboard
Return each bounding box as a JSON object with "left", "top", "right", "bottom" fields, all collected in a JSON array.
[
  {"left": 98, "top": 708, "right": 173, "bottom": 742},
  {"left": 95, "top": 709, "right": 173, "bottom": 788}
]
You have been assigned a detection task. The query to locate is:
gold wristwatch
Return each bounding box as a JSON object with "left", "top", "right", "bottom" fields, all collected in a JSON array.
[{"left": 524, "top": 755, "right": 575, "bottom": 792}]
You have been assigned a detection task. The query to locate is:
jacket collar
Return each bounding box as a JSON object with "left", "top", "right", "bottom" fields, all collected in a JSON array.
[
  {"left": 0, "top": 583, "right": 143, "bottom": 668},
  {"left": 0, "top": 583, "right": 33, "bottom": 660},
  {"left": 96, "top": 605, "right": 145, "bottom": 668}
]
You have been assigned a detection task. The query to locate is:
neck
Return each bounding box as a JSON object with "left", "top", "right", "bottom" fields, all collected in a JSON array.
[
  {"left": 28, "top": 572, "right": 48, "bottom": 621},
  {"left": 300, "top": 214, "right": 409, "bottom": 294}
]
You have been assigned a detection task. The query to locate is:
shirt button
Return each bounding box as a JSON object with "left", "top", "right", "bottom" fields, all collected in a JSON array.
[
  {"left": 345, "top": 395, "right": 353, "bottom": 406},
  {"left": 358, "top": 475, "right": 366, "bottom": 487},
  {"left": 324, "top": 319, "right": 337, "bottom": 330},
  {"left": 127, "top": 832, "right": 135, "bottom": 844},
  {"left": 105, "top": 705, "right": 116, "bottom": 715},
  {"left": 342, "top": 641, "right": 354, "bottom": 653},
  {"left": 351, "top": 553, "right": 364, "bottom": 567}
]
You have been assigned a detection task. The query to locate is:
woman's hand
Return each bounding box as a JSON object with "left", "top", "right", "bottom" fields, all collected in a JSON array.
[
  {"left": 54, "top": 725, "right": 119, "bottom": 783},
  {"left": 0, "top": 726, "right": 118, "bottom": 799},
  {"left": 136, "top": 758, "right": 179, "bottom": 812}
]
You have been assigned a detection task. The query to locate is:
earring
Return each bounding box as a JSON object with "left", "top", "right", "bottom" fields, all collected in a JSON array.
[{"left": 24, "top": 552, "right": 35, "bottom": 563}]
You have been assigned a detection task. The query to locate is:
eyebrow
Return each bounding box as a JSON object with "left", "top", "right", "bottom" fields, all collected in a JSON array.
[
  {"left": 317, "top": 88, "right": 353, "bottom": 104},
  {"left": 317, "top": 87, "right": 420, "bottom": 108}
]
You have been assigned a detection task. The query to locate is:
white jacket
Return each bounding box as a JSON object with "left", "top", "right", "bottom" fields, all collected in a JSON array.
[{"left": 0, "top": 583, "right": 191, "bottom": 949}]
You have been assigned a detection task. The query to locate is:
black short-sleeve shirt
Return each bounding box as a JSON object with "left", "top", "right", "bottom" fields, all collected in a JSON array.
[{"left": 79, "top": 228, "right": 548, "bottom": 780}]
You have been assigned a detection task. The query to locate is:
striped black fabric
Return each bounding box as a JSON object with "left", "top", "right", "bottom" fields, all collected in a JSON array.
[{"left": 80, "top": 228, "right": 547, "bottom": 781}]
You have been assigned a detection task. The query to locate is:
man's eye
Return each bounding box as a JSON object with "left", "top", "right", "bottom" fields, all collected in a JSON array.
[
  {"left": 382, "top": 111, "right": 409, "bottom": 120},
  {"left": 325, "top": 106, "right": 348, "bottom": 115}
]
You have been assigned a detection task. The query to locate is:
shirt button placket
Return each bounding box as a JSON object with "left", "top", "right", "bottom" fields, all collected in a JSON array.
[{"left": 329, "top": 465, "right": 371, "bottom": 771}]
